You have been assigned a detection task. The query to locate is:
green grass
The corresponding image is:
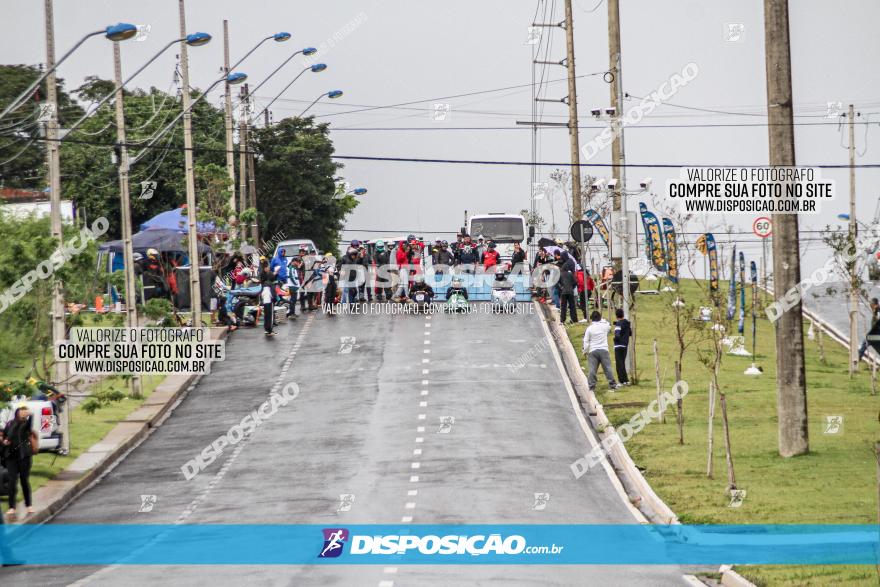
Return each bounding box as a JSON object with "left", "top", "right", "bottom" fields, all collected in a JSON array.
[{"left": 565, "top": 279, "right": 880, "bottom": 586}]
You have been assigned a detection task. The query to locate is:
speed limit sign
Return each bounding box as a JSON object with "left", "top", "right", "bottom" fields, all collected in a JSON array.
[{"left": 753, "top": 217, "right": 772, "bottom": 238}]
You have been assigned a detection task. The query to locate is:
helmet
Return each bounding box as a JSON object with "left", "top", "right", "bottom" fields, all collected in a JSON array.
[
  {"left": 488, "top": 242, "right": 496, "bottom": 249},
  {"left": 132, "top": 252, "right": 143, "bottom": 262},
  {"left": 441, "top": 240, "right": 448, "bottom": 246},
  {"left": 146, "top": 248, "right": 159, "bottom": 258},
  {"left": 375, "top": 240, "right": 385, "bottom": 250},
  {"left": 241, "top": 268, "right": 252, "bottom": 278},
  {"left": 407, "top": 234, "right": 415, "bottom": 242},
  {"left": 414, "top": 274, "right": 425, "bottom": 283},
  {"left": 351, "top": 239, "right": 361, "bottom": 247},
  {"left": 452, "top": 278, "right": 462, "bottom": 287},
  {"left": 259, "top": 255, "right": 267, "bottom": 262}
]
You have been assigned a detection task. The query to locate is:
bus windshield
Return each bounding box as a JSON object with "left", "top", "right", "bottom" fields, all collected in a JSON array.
[{"left": 469, "top": 218, "right": 525, "bottom": 242}]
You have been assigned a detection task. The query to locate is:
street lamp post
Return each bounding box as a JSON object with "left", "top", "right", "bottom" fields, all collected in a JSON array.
[
  {"left": 37, "top": 9, "right": 137, "bottom": 455},
  {"left": 254, "top": 62, "right": 326, "bottom": 124},
  {"left": 300, "top": 90, "right": 344, "bottom": 117},
  {"left": 221, "top": 28, "right": 293, "bottom": 241},
  {"left": 0, "top": 21, "right": 138, "bottom": 121},
  {"left": 62, "top": 32, "right": 211, "bottom": 138},
  {"left": 111, "top": 40, "right": 142, "bottom": 397}
]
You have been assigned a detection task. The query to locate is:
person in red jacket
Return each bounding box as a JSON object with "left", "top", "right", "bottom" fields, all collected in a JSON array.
[
  {"left": 394, "top": 241, "right": 410, "bottom": 300},
  {"left": 482, "top": 242, "right": 500, "bottom": 269}
]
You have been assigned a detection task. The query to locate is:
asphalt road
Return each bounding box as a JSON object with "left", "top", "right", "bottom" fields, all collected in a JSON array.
[{"left": 2, "top": 302, "right": 696, "bottom": 586}]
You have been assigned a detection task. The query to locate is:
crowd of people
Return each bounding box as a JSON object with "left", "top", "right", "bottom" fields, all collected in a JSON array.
[{"left": 211, "top": 233, "right": 638, "bottom": 340}]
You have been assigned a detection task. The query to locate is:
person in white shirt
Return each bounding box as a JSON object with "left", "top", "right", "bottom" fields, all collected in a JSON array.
[{"left": 582, "top": 310, "right": 618, "bottom": 391}]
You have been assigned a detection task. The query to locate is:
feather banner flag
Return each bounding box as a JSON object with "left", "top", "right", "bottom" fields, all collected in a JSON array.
[
  {"left": 695, "top": 233, "right": 719, "bottom": 292},
  {"left": 662, "top": 218, "right": 678, "bottom": 283},
  {"left": 639, "top": 203, "right": 668, "bottom": 272}
]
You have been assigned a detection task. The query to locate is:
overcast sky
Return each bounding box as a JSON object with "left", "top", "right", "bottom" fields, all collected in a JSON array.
[{"left": 4, "top": 0, "right": 879, "bottom": 274}]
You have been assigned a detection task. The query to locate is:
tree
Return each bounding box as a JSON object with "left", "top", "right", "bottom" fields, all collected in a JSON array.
[
  {"left": 60, "top": 78, "right": 227, "bottom": 239},
  {"left": 250, "top": 117, "right": 355, "bottom": 252},
  {"left": 0, "top": 64, "right": 84, "bottom": 189}
]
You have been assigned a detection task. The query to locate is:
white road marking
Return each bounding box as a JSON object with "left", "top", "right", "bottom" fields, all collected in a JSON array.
[
  {"left": 379, "top": 581, "right": 395, "bottom": 587},
  {"left": 413, "top": 449, "right": 422, "bottom": 456},
  {"left": 423, "top": 349, "right": 431, "bottom": 354},
  {"left": 417, "top": 426, "right": 425, "bottom": 432},
  {"left": 400, "top": 516, "right": 413, "bottom": 523},
  {"left": 384, "top": 568, "right": 398, "bottom": 574},
  {"left": 421, "top": 390, "right": 428, "bottom": 396},
  {"left": 424, "top": 340, "right": 431, "bottom": 345},
  {"left": 411, "top": 463, "right": 420, "bottom": 469},
  {"left": 410, "top": 476, "right": 419, "bottom": 482},
  {"left": 407, "top": 489, "right": 418, "bottom": 496},
  {"left": 415, "top": 437, "right": 424, "bottom": 443},
  {"left": 405, "top": 502, "right": 416, "bottom": 509},
  {"left": 419, "top": 401, "right": 427, "bottom": 407},
  {"left": 422, "top": 358, "right": 430, "bottom": 363},
  {"left": 421, "top": 380, "right": 429, "bottom": 385},
  {"left": 418, "top": 414, "right": 426, "bottom": 420}
]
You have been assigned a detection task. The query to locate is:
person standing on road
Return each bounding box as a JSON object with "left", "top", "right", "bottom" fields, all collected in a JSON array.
[
  {"left": 339, "top": 246, "right": 362, "bottom": 304},
  {"left": 582, "top": 311, "right": 619, "bottom": 392},
  {"left": 258, "top": 257, "right": 276, "bottom": 336},
  {"left": 373, "top": 241, "right": 392, "bottom": 301},
  {"left": 2, "top": 406, "right": 38, "bottom": 518},
  {"left": 613, "top": 308, "right": 631, "bottom": 385},
  {"left": 286, "top": 257, "right": 303, "bottom": 319},
  {"left": 511, "top": 242, "right": 527, "bottom": 268},
  {"left": 555, "top": 250, "right": 578, "bottom": 322}
]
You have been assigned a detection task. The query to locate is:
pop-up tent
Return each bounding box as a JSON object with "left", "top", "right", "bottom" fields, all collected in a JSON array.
[
  {"left": 99, "top": 228, "right": 213, "bottom": 255},
  {"left": 139, "top": 205, "right": 220, "bottom": 234},
  {"left": 99, "top": 227, "right": 213, "bottom": 272}
]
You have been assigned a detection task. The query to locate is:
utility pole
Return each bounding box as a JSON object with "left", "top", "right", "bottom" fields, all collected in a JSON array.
[
  {"left": 264, "top": 109, "right": 270, "bottom": 127},
  {"left": 238, "top": 85, "right": 249, "bottom": 243},
  {"left": 847, "top": 104, "right": 859, "bottom": 376},
  {"left": 223, "top": 20, "right": 237, "bottom": 241},
  {"left": 563, "top": 0, "right": 582, "bottom": 222},
  {"left": 178, "top": 0, "right": 202, "bottom": 326},
  {"left": 608, "top": 0, "right": 623, "bottom": 212},
  {"left": 244, "top": 83, "right": 260, "bottom": 246},
  {"left": 44, "top": 0, "right": 69, "bottom": 454},
  {"left": 606, "top": 0, "right": 634, "bottom": 376},
  {"left": 112, "top": 41, "right": 142, "bottom": 397},
  {"left": 763, "top": 0, "right": 808, "bottom": 457}
]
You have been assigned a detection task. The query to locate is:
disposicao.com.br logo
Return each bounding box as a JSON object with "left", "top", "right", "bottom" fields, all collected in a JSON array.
[{"left": 318, "top": 528, "right": 563, "bottom": 558}]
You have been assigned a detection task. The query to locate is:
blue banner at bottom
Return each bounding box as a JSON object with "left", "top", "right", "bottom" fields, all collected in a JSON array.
[{"left": 1, "top": 525, "right": 877, "bottom": 565}]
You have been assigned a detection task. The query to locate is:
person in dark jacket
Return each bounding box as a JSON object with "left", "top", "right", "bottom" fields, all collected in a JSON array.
[
  {"left": 2, "top": 406, "right": 38, "bottom": 518},
  {"left": 433, "top": 241, "right": 454, "bottom": 273},
  {"left": 510, "top": 242, "right": 527, "bottom": 268},
  {"left": 555, "top": 250, "right": 578, "bottom": 324},
  {"left": 373, "top": 241, "right": 392, "bottom": 301},
  {"left": 613, "top": 308, "right": 631, "bottom": 385},
  {"left": 338, "top": 247, "right": 362, "bottom": 304}
]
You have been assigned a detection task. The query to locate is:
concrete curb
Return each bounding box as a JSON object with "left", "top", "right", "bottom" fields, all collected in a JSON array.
[
  {"left": 10, "top": 327, "right": 228, "bottom": 526},
  {"left": 720, "top": 566, "right": 757, "bottom": 587},
  {"left": 538, "top": 301, "right": 678, "bottom": 524},
  {"left": 537, "top": 302, "right": 757, "bottom": 586}
]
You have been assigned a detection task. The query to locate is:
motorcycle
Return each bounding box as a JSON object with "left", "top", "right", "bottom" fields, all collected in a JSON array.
[
  {"left": 446, "top": 291, "right": 469, "bottom": 313},
  {"left": 491, "top": 272, "right": 517, "bottom": 314},
  {"left": 409, "top": 290, "right": 433, "bottom": 314}
]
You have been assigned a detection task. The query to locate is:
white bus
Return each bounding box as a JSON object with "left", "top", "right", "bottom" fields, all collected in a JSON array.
[{"left": 467, "top": 213, "right": 528, "bottom": 261}]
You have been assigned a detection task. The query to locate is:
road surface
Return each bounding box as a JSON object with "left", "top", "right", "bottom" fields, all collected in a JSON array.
[{"left": 2, "top": 302, "right": 697, "bottom": 586}]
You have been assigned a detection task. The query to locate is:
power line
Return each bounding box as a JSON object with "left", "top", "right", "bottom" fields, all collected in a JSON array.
[{"left": 9, "top": 135, "right": 880, "bottom": 168}]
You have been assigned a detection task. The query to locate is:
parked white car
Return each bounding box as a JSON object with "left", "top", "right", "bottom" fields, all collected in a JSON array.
[{"left": 0, "top": 394, "right": 64, "bottom": 453}]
